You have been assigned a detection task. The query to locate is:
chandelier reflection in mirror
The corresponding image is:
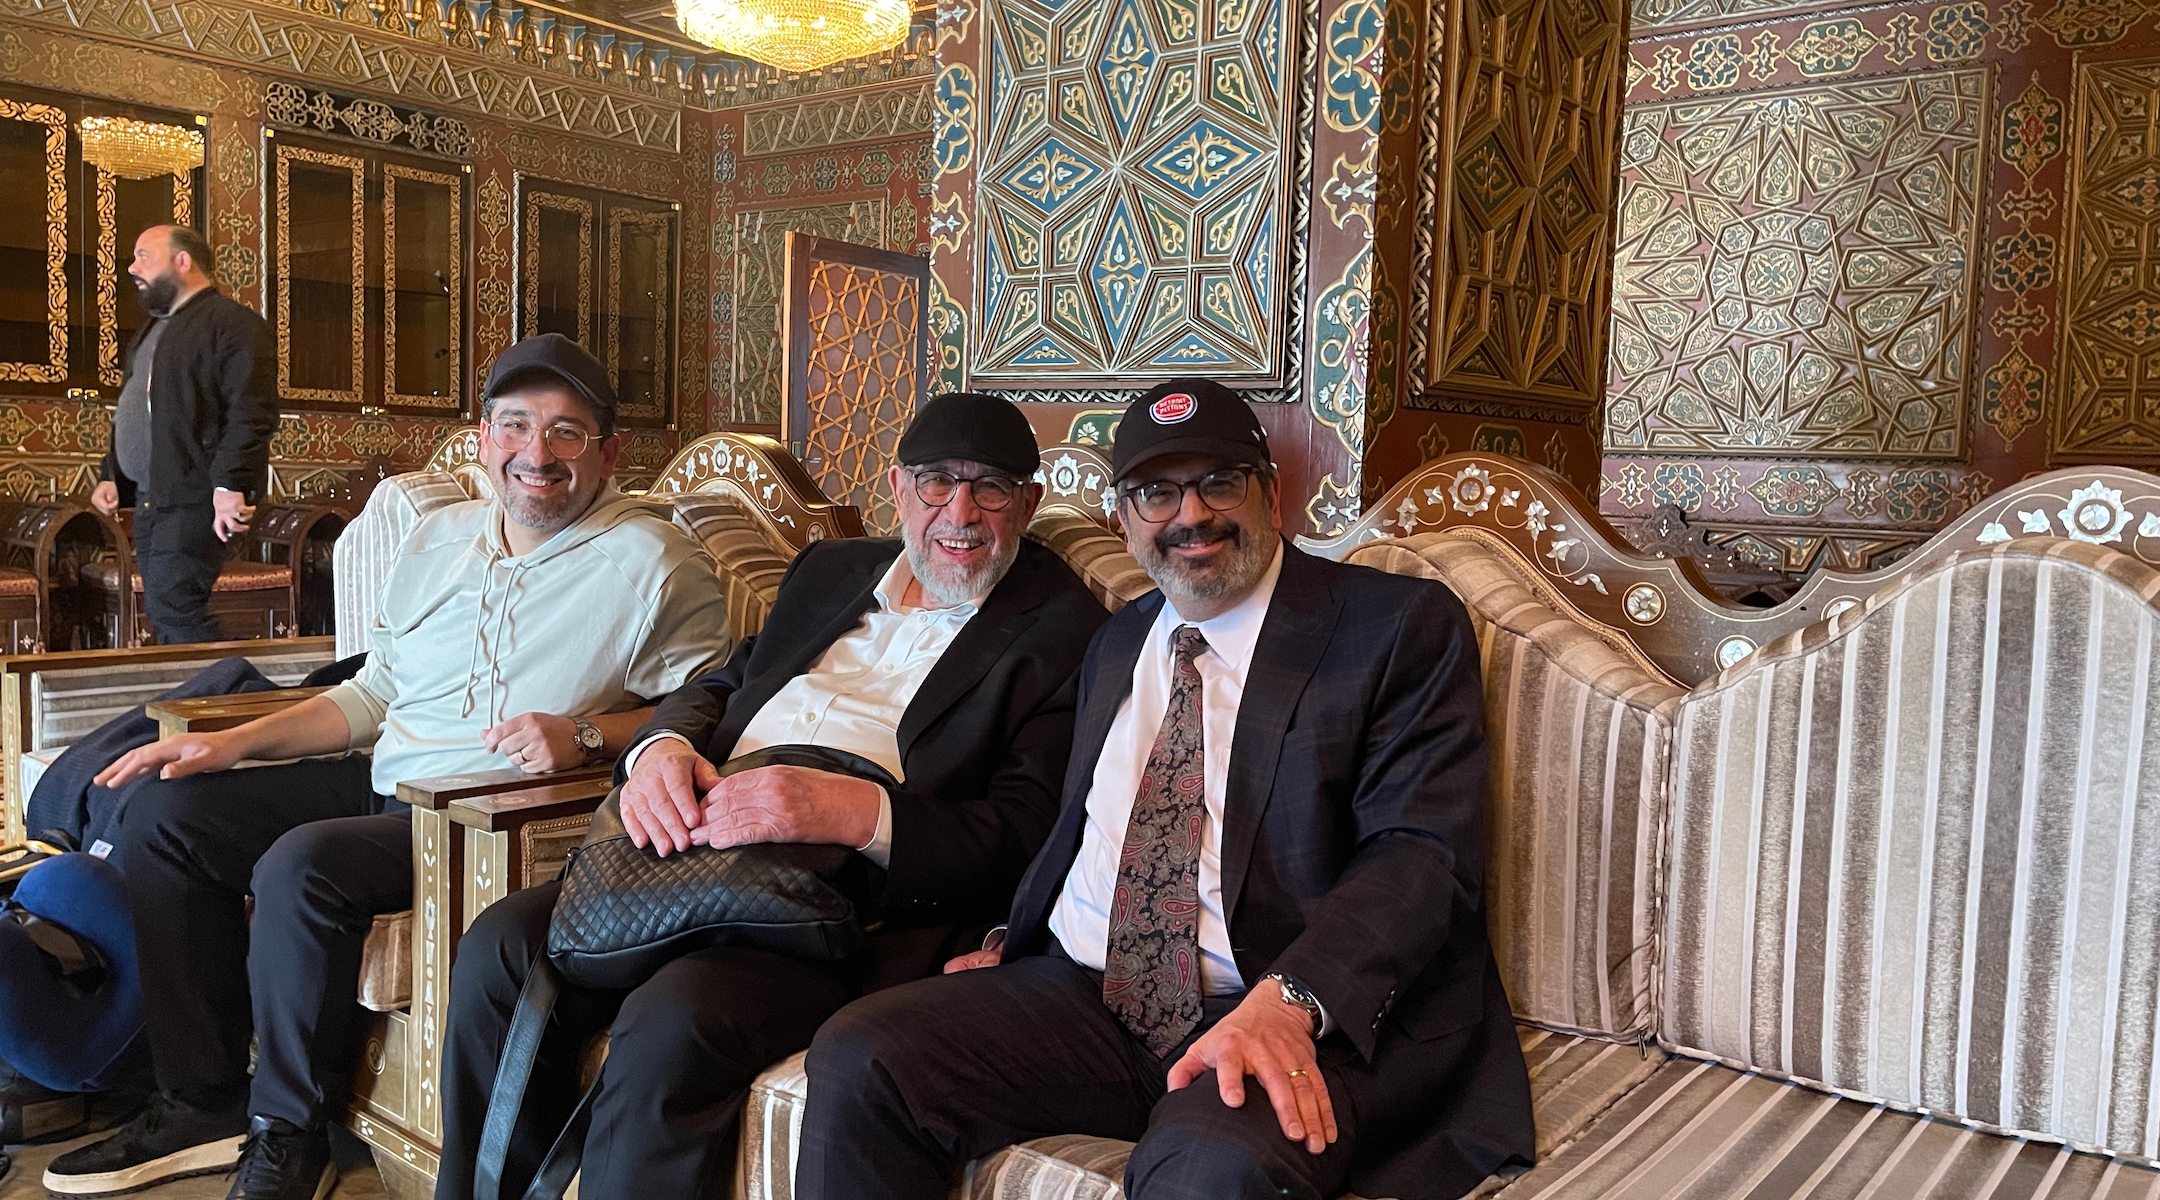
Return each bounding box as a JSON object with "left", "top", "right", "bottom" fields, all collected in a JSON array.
[
  {"left": 675, "top": 0, "right": 910, "bottom": 71},
  {"left": 78, "top": 117, "right": 204, "bottom": 180}
]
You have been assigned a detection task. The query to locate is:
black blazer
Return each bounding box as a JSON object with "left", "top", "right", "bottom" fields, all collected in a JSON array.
[
  {"left": 99, "top": 289, "right": 279, "bottom": 507},
  {"left": 625, "top": 536, "right": 1109, "bottom": 987},
  {"left": 1002, "top": 542, "right": 1535, "bottom": 1198}
]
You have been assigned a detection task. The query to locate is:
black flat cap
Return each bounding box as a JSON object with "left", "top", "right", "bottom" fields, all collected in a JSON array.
[
  {"left": 484, "top": 333, "right": 618, "bottom": 414},
  {"left": 896, "top": 392, "right": 1040, "bottom": 477},
  {"left": 1112, "top": 378, "right": 1270, "bottom": 482}
]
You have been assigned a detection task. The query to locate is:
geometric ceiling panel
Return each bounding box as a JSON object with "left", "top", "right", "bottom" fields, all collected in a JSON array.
[
  {"left": 1604, "top": 70, "right": 1987, "bottom": 458},
  {"left": 970, "top": 0, "right": 1295, "bottom": 385}
]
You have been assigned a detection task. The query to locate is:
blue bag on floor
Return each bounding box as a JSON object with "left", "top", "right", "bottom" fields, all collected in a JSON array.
[{"left": 0, "top": 853, "right": 145, "bottom": 1092}]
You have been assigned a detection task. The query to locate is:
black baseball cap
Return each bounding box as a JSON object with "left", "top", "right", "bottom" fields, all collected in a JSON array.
[
  {"left": 483, "top": 333, "right": 618, "bottom": 415},
  {"left": 1111, "top": 379, "right": 1271, "bottom": 483},
  {"left": 895, "top": 391, "right": 1041, "bottom": 477}
]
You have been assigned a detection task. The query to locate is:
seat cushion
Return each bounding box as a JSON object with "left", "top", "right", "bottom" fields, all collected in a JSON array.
[
  {"left": 357, "top": 910, "right": 411, "bottom": 1012},
  {"left": 85, "top": 559, "right": 292, "bottom": 593},
  {"left": 1485, "top": 1052, "right": 2160, "bottom": 1200},
  {"left": 1027, "top": 513, "right": 1153, "bottom": 613},
  {"left": 0, "top": 567, "right": 35, "bottom": 598}
]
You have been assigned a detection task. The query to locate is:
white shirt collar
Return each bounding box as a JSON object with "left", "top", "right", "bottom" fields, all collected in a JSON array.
[
  {"left": 1154, "top": 539, "right": 1284, "bottom": 679},
  {"left": 872, "top": 550, "right": 984, "bottom": 617}
]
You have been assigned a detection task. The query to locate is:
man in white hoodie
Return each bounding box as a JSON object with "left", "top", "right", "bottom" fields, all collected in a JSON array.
[{"left": 43, "top": 335, "right": 733, "bottom": 1200}]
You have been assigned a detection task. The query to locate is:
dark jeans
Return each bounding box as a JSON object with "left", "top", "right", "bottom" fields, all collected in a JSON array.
[
  {"left": 114, "top": 754, "right": 410, "bottom": 1124},
  {"left": 434, "top": 881, "right": 858, "bottom": 1200},
  {"left": 134, "top": 501, "right": 225, "bottom": 645},
  {"left": 799, "top": 955, "right": 1363, "bottom": 1200}
]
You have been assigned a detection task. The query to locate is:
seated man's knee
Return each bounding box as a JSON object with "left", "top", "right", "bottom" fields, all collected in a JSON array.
[
  {"left": 114, "top": 773, "right": 226, "bottom": 853},
  {"left": 248, "top": 821, "right": 343, "bottom": 908},
  {"left": 1127, "top": 1089, "right": 1309, "bottom": 1200},
  {"left": 804, "top": 988, "right": 919, "bottom": 1092},
  {"left": 451, "top": 886, "right": 553, "bottom": 1001}
]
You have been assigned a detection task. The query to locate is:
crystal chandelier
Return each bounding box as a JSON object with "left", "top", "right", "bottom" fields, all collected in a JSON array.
[
  {"left": 78, "top": 117, "right": 204, "bottom": 181},
  {"left": 675, "top": 0, "right": 910, "bottom": 72}
]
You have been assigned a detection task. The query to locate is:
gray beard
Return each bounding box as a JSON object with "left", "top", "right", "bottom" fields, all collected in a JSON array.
[
  {"left": 903, "top": 520, "right": 1018, "bottom": 608},
  {"left": 1135, "top": 519, "right": 1276, "bottom": 612},
  {"left": 495, "top": 458, "right": 580, "bottom": 533}
]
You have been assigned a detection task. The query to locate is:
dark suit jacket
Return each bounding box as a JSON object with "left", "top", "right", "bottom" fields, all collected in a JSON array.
[
  {"left": 625, "top": 536, "right": 1109, "bottom": 988},
  {"left": 1003, "top": 541, "right": 1535, "bottom": 1198},
  {"left": 99, "top": 289, "right": 278, "bottom": 507}
]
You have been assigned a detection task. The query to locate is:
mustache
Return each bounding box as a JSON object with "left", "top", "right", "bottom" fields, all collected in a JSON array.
[
  {"left": 1154, "top": 518, "right": 1241, "bottom": 554},
  {"left": 504, "top": 458, "right": 570, "bottom": 480},
  {"left": 925, "top": 519, "right": 988, "bottom": 544}
]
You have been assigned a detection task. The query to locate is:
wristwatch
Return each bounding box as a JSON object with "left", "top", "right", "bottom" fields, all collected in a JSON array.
[
  {"left": 1263, "top": 971, "right": 1324, "bottom": 1037},
  {"left": 571, "top": 718, "right": 605, "bottom": 762}
]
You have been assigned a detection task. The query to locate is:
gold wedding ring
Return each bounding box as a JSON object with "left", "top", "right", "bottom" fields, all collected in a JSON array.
[{"left": 1286, "top": 1069, "right": 1309, "bottom": 1078}]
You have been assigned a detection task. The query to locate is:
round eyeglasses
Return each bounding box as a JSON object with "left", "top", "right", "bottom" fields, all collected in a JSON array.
[
  {"left": 910, "top": 470, "right": 1025, "bottom": 511},
  {"left": 1119, "top": 468, "right": 1257, "bottom": 523},
  {"left": 487, "top": 417, "right": 597, "bottom": 459}
]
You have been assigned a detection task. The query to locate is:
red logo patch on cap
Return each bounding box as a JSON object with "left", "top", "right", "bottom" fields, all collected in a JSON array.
[{"left": 1150, "top": 392, "right": 1198, "bottom": 424}]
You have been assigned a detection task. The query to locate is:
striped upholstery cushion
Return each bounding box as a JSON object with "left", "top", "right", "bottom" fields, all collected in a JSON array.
[
  {"left": 332, "top": 471, "right": 474, "bottom": 660},
  {"left": 738, "top": 1051, "right": 808, "bottom": 1200},
  {"left": 1485, "top": 1053, "right": 2160, "bottom": 1199},
  {"left": 1348, "top": 532, "right": 1683, "bottom": 1041},
  {"left": 669, "top": 496, "right": 793, "bottom": 639},
  {"left": 1027, "top": 513, "right": 1154, "bottom": 613},
  {"left": 1664, "top": 538, "right": 2160, "bottom": 1159},
  {"left": 28, "top": 651, "right": 333, "bottom": 753}
]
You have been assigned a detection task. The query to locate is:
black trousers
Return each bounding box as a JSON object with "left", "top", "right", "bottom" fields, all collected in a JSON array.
[
  {"left": 134, "top": 501, "right": 226, "bottom": 645},
  {"left": 114, "top": 754, "right": 411, "bottom": 1124},
  {"left": 799, "top": 954, "right": 1365, "bottom": 1200},
  {"left": 434, "top": 881, "right": 857, "bottom": 1200}
]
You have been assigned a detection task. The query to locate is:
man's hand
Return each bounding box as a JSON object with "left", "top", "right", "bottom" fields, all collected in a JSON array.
[
  {"left": 482, "top": 713, "right": 581, "bottom": 774},
  {"left": 212, "top": 490, "right": 254, "bottom": 542},
  {"left": 620, "top": 739, "right": 721, "bottom": 856},
  {"left": 689, "top": 765, "right": 881, "bottom": 852},
  {"left": 90, "top": 481, "right": 119, "bottom": 516},
  {"left": 95, "top": 731, "right": 246, "bottom": 787},
  {"left": 1166, "top": 980, "right": 1337, "bottom": 1155},
  {"left": 944, "top": 947, "right": 1002, "bottom": 973}
]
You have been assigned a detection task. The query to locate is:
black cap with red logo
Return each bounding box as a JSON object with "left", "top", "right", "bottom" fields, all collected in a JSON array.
[{"left": 1111, "top": 378, "right": 1272, "bottom": 483}]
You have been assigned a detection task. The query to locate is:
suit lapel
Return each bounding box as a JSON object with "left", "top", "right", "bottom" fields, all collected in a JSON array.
[{"left": 1219, "top": 546, "right": 1338, "bottom": 926}]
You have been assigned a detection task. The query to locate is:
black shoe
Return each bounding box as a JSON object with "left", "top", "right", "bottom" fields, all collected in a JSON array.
[
  {"left": 41, "top": 1092, "right": 247, "bottom": 1196},
  {"left": 224, "top": 1116, "right": 335, "bottom": 1200}
]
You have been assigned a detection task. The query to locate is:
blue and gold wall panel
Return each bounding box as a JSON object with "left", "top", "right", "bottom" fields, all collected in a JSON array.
[{"left": 966, "top": 0, "right": 1300, "bottom": 385}]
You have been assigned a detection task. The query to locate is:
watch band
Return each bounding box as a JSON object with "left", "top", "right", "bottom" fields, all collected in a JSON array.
[{"left": 1263, "top": 971, "right": 1323, "bottom": 1037}]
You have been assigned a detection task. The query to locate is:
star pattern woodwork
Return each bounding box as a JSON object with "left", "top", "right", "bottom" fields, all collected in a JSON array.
[
  {"left": 793, "top": 255, "right": 925, "bottom": 535},
  {"left": 1606, "top": 70, "right": 1986, "bottom": 458},
  {"left": 2057, "top": 59, "right": 2160, "bottom": 458}
]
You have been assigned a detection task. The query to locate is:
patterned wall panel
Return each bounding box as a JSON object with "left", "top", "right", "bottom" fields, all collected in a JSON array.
[
  {"left": 2056, "top": 58, "right": 2160, "bottom": 458},
  {"left": 732, "top": 200, "right": 891, "bottom": 424},
  {"left": 1607, "top": 70, "right": 1987, "bottom": 459},
  {"left": 1416, "top": 0, "right": 1625, "bottom": 409},
  {"left": 964, "top": 0, "right": 1300, "bottom": 385},
  {"left": 786, "top": 242, "right": 927, "bottom": 535}
]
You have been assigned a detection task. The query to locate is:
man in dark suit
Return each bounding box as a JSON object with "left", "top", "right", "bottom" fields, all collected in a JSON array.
[
  {"left": 91, "top": 225, "right": 278, "bottom": 645},
  {"left": 432, "top": 393, "right": 1110, "bottom": 1200},
  {"left": 800, "top": 380, "right": 1535, "bottom": 1200}
]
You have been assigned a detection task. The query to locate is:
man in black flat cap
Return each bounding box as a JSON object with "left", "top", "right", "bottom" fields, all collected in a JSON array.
[
  {"left": 432, "top": 392, "right": 1111, "bottom": 1200},
  {"left": 798, "top": 378, "right": 1533, "bottom": 1200}
]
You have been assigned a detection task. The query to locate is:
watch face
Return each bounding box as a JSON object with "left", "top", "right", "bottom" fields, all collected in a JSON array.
[{"left": 577, "top": 724, "right": 603, "bottom": 749}]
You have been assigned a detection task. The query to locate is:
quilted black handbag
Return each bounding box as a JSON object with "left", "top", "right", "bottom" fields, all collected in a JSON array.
[{"left": 474, "top": 745, "right": 897, "bottom": 1200}]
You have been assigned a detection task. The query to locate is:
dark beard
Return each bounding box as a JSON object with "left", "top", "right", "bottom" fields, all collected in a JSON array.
[
  {"left": 136, "top": 273, "right": 179, "bottom": 317},
  {"left": 1133, "top": 515, "right": 1276, "bottom": 609}
]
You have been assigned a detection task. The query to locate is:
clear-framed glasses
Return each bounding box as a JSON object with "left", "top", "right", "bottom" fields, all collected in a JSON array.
[
  {"left": 1119, "top": 468, "right": 1257, "bottom": 523},
  {"left": 487, "top": 416, "right": 596, "bottom": 459},
  {"left": 911, "top": 469, "right": 1022, "bottom": 511}
]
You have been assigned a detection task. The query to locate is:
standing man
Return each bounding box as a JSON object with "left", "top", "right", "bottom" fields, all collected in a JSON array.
[
  {"left": 91, "top": 224, "right": 278, "bottom": 645},
  {"left": 799, "top": 380, "right": 1535, "bottom": 1200}
]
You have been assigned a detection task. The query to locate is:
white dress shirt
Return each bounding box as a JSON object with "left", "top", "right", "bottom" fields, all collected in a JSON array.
[
  {"left": 624, "top": 552, "right": 984, "bottom": 867},
  {"left": 1048, "top": 543, "right": 1284, "bottom": 996}
]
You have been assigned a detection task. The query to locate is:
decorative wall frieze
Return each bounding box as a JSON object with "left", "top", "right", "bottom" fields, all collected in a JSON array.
[
  {"left": 0, "top": 0, "right": 685, "bottom": 150},
  {"left": 264, "top": 81, "right": 473, "bottom": 158},
  {"left": 741, "top": 80, "right": 934, "bottom": 155}
]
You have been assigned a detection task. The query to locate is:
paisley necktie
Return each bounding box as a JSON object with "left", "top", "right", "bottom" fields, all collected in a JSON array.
[{"left": 1102, "top": 625, "right": 1210, "bottom": 1058}]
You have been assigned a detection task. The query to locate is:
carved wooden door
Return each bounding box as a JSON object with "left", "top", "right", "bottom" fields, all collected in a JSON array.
[{"left": 779, "top": 233, "right": 930, "bottom": 536}]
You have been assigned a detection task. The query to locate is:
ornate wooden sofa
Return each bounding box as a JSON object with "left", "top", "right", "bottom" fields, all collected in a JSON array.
[{"left": 711, "top": 456, "right": 2160, "bottom": 1200}]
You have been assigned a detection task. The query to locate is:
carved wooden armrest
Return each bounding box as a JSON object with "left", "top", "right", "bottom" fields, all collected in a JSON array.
[
  {"left": 144, "top": 687, "right": 329, "bottom": 738},
  {"left": 394, "top": 762, "right": 614, "bottom": 811},
  {"left": 406, "top": 769, "right": 613, "bottom": 930}
]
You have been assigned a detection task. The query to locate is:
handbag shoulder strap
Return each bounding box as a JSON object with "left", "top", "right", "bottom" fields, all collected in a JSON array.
[
  {"left": 475, "top": 953, "right": 559, "bottom": 1200},
  {"left": 473, "top": 951, "right": 605, "bottom": 1200}
]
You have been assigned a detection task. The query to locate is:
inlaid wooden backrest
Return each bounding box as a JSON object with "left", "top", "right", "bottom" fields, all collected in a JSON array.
[
  {"left": 1033, "top": 443, "right": 1117, "bottom": 527},
  {"left": 1299, "top": 455, "right": 2160, "bottom": 686},
  {"left": 779, "top": 233, "right": 929, "bottom": 537},
  {"left": 646, "top": 431, "right": 866, "bottom": 554}
]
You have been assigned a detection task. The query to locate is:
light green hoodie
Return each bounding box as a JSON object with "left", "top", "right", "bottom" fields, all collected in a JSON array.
[{"left": 323, "top": 487, "right": 733, "bottom": 794}]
